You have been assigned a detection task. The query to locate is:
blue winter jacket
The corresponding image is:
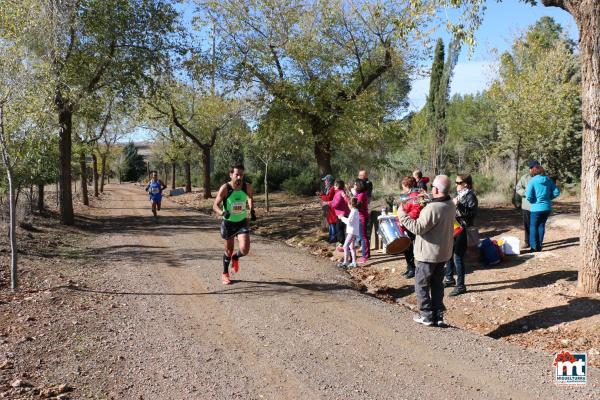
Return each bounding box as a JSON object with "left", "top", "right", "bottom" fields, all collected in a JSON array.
[{"left": 525, "top": 175, "right": 560, "bottom": 212}]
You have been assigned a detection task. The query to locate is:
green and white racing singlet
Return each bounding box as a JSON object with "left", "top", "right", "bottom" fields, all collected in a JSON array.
[{"left": 224, "top": 183, "right": 248, "bottom": 223}]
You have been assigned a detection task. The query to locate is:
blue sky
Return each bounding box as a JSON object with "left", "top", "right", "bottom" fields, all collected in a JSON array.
[{"left": 408, "top": 1, "right": 578, "bottom": 111}]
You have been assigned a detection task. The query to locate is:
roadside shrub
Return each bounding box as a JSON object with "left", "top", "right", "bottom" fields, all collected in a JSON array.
[
  {"left": 250, "top": 164, "right": 301, "bottom": 194},
  {"left": 470, "top": 172, "right": 497, "bottom": 196},
  {"left": 281, "top": 169, "right": 320, "bottom": 196}
]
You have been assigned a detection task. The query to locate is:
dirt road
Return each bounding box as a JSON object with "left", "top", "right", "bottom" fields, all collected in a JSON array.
[{"left": 72, "top": 184, "right": 598, "bottom": 399}]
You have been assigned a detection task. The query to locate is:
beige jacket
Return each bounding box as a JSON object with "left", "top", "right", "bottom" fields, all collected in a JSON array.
[{"left": 399, "top": 197, "right": 456, "bottom": 263}]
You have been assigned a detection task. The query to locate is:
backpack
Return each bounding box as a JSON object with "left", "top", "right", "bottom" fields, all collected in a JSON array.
[{"left": 479, "top": 237, "right": 501, "bottom": 267}]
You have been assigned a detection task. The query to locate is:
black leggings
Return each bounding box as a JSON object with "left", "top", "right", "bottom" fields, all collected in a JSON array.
[{"left": 336, "top": 219, "right": 346, "bottom": 244}]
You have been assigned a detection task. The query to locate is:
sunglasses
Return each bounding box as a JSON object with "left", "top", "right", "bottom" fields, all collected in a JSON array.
[{"left": 456, "top": 181, "right": 464, "bottom": 184}]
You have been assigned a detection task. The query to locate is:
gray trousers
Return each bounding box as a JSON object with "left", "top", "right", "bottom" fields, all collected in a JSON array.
[{"left": 415, "top": 261, "right": 446, "bottom": 320}]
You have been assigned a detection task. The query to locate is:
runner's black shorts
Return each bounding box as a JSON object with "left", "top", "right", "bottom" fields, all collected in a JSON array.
[{"left": 220, "top": 219, "right": 250, "bottom": 240}]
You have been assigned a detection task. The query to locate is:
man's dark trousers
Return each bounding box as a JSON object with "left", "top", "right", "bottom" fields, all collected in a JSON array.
[{"left": 415, "top": 261, "right": 446, "bottom": 320}]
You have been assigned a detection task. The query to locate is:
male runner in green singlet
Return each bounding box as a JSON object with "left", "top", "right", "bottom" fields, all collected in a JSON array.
[{"left": 212, "top": 164, "right": 256, "bottom": 284}]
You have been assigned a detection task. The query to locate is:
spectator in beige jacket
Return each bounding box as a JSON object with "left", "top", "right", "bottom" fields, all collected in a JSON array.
[{"left": 398, "top": 175, "right": 456, "bottom": 327}]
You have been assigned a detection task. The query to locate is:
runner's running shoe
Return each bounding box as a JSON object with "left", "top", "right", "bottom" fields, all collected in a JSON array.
[
  {"left": 232, "top": 258, "right": 239, "bottom": 273},
  {"left": 221, "top": 273, "right": 231, "bottom": 285}
]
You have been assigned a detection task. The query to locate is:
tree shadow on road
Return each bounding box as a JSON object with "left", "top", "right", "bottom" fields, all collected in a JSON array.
[
  {"left": 76, "top": 214, "right": 217, "bottom": 236},
  {"left": 467, "top": 270, "right": 577, "bottom": 294},
  {"left": 486, "top": 297, "right": 600, "bottom": 339},
  {"left": 541, "top": 237, "right": 579, "bottom": 251},
  {"left": 77, "top": 244, "right": 225, "bottom": 267},
  {"left": 59, "top": 279, "right": 356, "bottom": 298}
]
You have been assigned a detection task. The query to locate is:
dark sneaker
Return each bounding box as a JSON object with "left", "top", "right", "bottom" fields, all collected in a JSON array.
[
  {"left": 435, "top": 314, "right": 447, "bottom": 327},
  {"left": 412, "top": 314, "right": 433, "bottom": 326},
  {"left": 443, "top": 279, "right": 456, "bottom": 288},
  {"left": 449, "top": 286, "right": 467, "bottom": 296},
  {"left": 337, "top": 262, "right": 348, "bottom": 269},
  {"left": 404, "top": 270, "right": 415, "bottom": 279}
]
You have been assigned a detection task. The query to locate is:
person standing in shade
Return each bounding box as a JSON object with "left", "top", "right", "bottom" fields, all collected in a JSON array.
[
  {"left": 515, "top": 160, "right": 539, "bottom": 251},
  {"left": 525, "top": 164, "right": 560, "bottom": 252},
  {"left": 358, "top": 170, "right": 373, "bottom": 255},
  {"left": 324, "top": 179, "right": 350, "bottom": 251},
  {"left": 398, "top": 175, "right": 455, "bottom": 327},
  {"left": 354, "top": 179, "right": 370, "bottom": 263},
  {"left": 444, "top": 174, "right": 478, "bottom": 297},
  {"left": 319, "top": 174, "right": 337, "bottom": 243},
  {"left": 358, "top": 170, "right": 373, "bottom": 200}
]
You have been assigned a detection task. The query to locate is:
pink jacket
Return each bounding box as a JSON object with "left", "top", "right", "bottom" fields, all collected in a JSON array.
[
  {"left": 355, "top": 191, "right": 369, "bottom": 221},
  {"left": 329, "top": 189, "right": 350, "bottom": 217}
]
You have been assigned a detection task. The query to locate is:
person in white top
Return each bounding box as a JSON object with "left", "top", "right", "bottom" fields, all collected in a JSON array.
[{"left": 338, "top": 197, "right": 361, "bottom": 269}]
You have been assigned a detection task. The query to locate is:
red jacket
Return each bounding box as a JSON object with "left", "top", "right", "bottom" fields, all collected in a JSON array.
[
  {"left": 402, "top": 190, "right": 423, "bottom": 220},
  {"left": 320, "top": 189, "right": 337, "bottom": 224}
]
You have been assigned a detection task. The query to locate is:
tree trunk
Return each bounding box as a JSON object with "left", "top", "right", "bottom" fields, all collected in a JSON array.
[
  {"left": 58, "top": 107, "right": 74, "bottom": 225},
  {"left": 37, "top": 184, "right": 44, "bottom": 212},
  {"left": 184, "top": 160, "right": 192, "bottom": 193},
  {"left": 29, "top": 185, "right": 34, "bottom": 213},
  {"left": 79, "top": 149, "right": 89, "bottom": 206},
  {"left": 171, "top": 161, "right": 176, "bottom": 189},
  {"left": 7, "top": 168, "right": 17, "bottom": 291},
  {"left": 264, "top": 161, "right": 269, "bottom": 213},
  {"left": 575, "top": 4, "right": 600, "bottom": 294},
  {"left": 313, "top": 132, "right": 333, "bottom": 177},
  {"left": 202, "top": 147, "right": 212, "bottom": 199},
  {"left": 92, "top": 153, "right": 99, "bottom": 197},
  {"left": 100, "top": 154, "right": 107, "bottom": 192},
  {"left": 514, "top": 135, "right": 522, "bottom": 188}
]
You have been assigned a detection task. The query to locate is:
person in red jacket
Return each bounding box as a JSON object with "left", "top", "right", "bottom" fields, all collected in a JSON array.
[
  {"left": 400, "top": 176, "right": 423, "bottom": 278},
  {"left": 324, "top": 180, "right": 350, "bottom": 250},
  {"left": 319, "top": 174, "right": 338, "bottom": 243}
]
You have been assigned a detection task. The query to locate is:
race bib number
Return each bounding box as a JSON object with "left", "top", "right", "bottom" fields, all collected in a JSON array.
[
  {"left": 231, "top": 201, "right": 246, "bottom": 214},
  {"left": 151, "top": 187, "right": 160, "bottom": 194}
]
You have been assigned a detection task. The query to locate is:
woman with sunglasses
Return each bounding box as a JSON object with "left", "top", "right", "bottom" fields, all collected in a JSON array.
[{"left": 444, "top": 174, "right": 478, "bottom": 296}]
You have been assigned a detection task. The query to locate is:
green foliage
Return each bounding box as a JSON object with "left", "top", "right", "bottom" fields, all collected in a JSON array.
[
  {"left": 489, "top": 17, "right": 581, "bottom": 182},
  {"left": 248, "top": 163, "right": 303, "bottom": 194},
  {"left": 445, "top": 93, "right": 498, "bottom": 172},
  {"left": 281, "top": 169, "right": 320, "bottom": 197},
  {"left": 427, "top": 39, "right": 445, "bottom": 118},
  {"left": 120, "top": 142, "right": 145, "bottom": 181},
  {"left": 201, "top": 0, "right": 421, "bottom": 173},
  {"left": 469, "top": 172, "right": 498, "bottom": 197}
]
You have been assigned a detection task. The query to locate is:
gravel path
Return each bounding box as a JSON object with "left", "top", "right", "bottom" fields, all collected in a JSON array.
[{"left": 78, "top": 184, "right": 599, "bottom": 399}]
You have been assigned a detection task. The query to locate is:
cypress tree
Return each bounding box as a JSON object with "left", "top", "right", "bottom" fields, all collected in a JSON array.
[
  {"left": 426, "top": 38, "right": 460, "bottom": 174},
  {"left": 121, "top": 142, "right": 146, "bottom": 182}
]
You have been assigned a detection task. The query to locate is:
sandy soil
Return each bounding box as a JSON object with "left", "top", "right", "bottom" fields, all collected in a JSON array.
[{"left": 0, "top": 184, "right": 598, "bottom": 399}]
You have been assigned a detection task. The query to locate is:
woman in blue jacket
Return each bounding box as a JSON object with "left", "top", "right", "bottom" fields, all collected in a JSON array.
[{"left": 525, "top": 165, "right": 560, "bottom": 252}]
